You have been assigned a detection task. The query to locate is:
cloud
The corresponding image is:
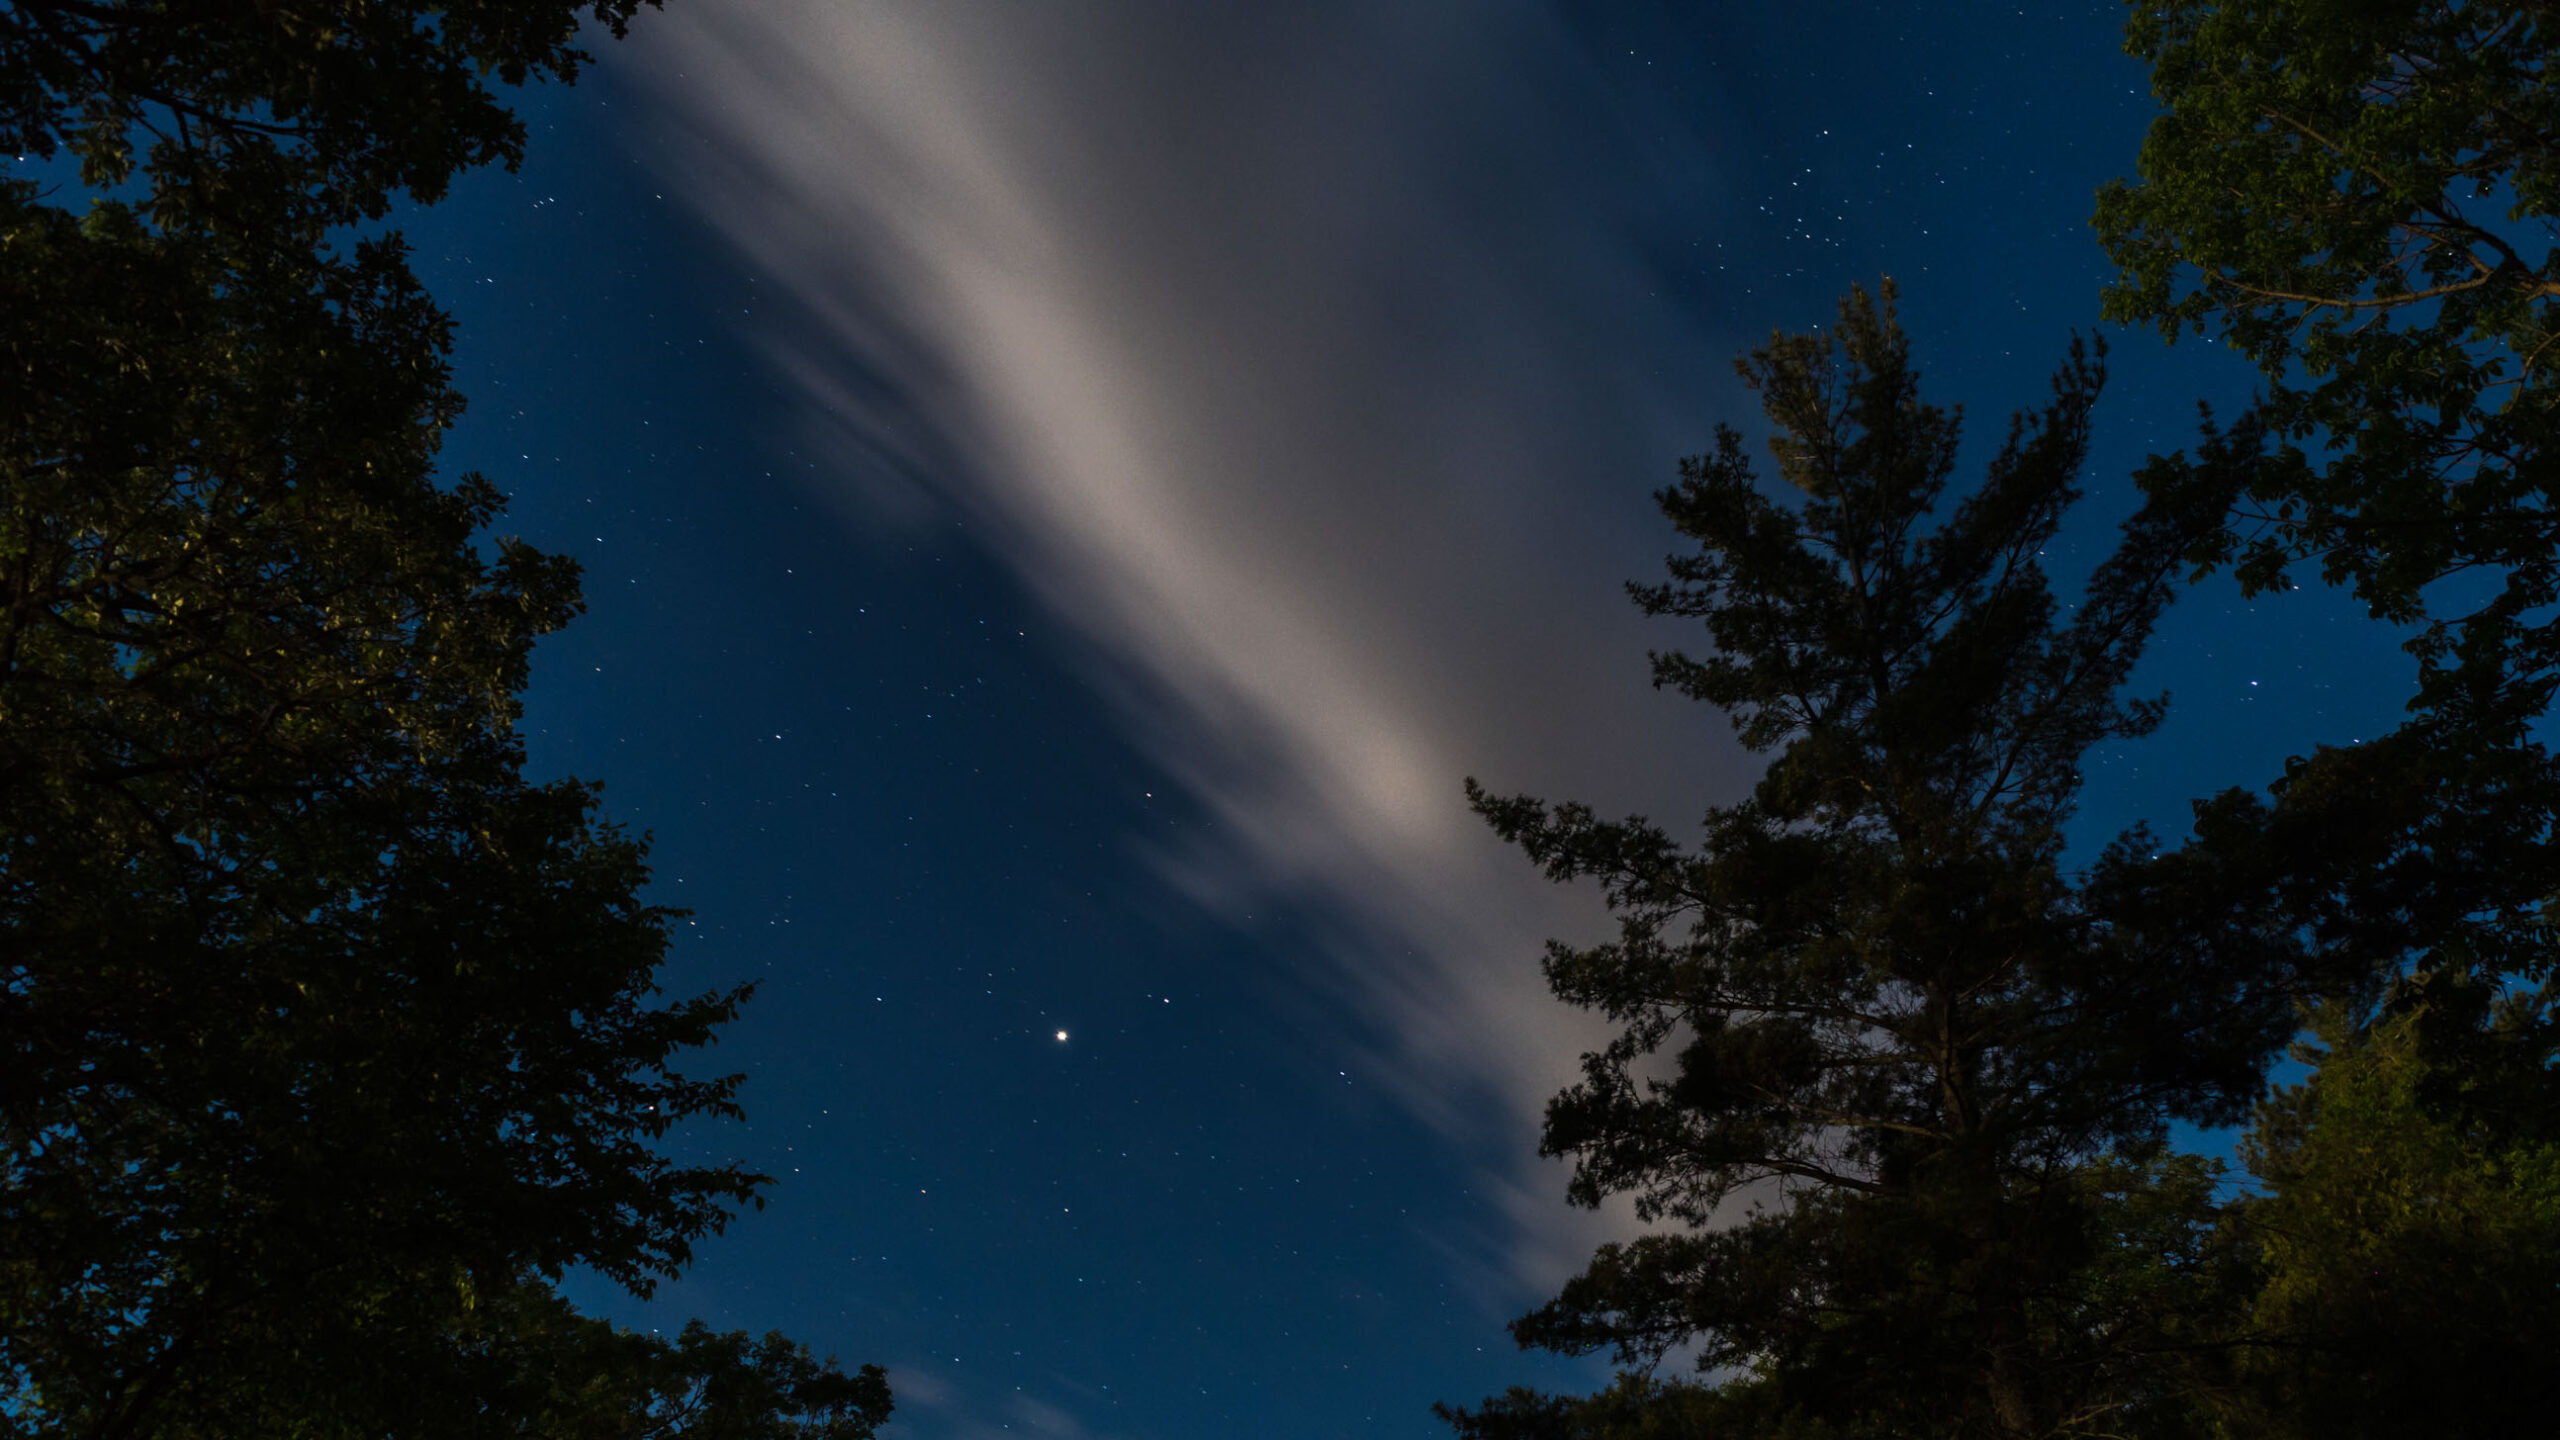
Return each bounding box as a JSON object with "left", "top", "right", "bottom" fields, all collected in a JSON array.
[
  {"left": 1009, "top": 1395, "right": 1086, "bottom": 1439},
  {"left": 623, "top": 0, "right": 1757, "bottom": 1289},
  {"left": 871, "top": 1364, "right": 1098, "bottom": 1440}
]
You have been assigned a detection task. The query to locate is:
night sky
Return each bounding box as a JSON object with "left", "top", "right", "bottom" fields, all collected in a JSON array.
[{"left": 402, "top": 3, "right": 2413, "bottom": 1435}]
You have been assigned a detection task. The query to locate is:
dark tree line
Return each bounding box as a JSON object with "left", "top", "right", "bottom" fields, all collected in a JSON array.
[
  {"left": 1449, "top": 3, "right": 2560, "bottom": 1437},
  {"left": 1, "top": 2, "right": 887, "bottom": 1435}
]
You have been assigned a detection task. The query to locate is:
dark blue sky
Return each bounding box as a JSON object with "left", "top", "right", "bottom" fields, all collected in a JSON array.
[{"left": 402, "top": 4, "right": 2411, "bottom": 1435}]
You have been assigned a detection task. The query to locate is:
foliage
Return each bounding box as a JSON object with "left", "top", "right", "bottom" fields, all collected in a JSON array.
[
  {"left": 2096, "top": 12, "right": 2560, "bottom": 1418},
  {"left": 1, "top": 0, "right": 659, "bottom": 241},
  {"left": 1465, "top": 5, "right": 2560, "bottom": 1432},
  {"left": 2092, "top": 7, "right": 2560, "bottom": 1431},
  {"left": 1440, "top": 1372, "right": 1799, "bottom": 1440},
  {"left": 1453, "top": 288, "right": 2282, "bottom": 1439},
  {"left": 66, "top": 1273, "right": 897, "bottom": 1440},
  {"left": 2094, "top": 0, "right": 2560, "bottom": 716},
  {"left": 0, "top": 2, "right": 887, "bottom": 1435},
  {"left": 2204, "top": 1001, "right": 2560, "bottom": 1439},
  {"left": 479, "top": 1291, "right": 895, "bottom": 1440},
  {"left": 11, "top": 1266, "right": 893, "bottom": 1440},
  {"left": 0, "top": 172, "right": 773, "bottom": 1437}
]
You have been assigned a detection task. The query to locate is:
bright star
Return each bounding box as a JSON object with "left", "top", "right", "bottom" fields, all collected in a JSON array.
[{"left": 1055, "top": 1030, "right": 1069, "bottom": 1042}]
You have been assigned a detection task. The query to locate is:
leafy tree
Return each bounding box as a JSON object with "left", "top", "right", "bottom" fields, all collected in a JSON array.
[
  {"left": 2094, "top": 0, "right": 2560, "bottom": 718},
  {"left": 1447, "top": 288, "right": 2284, "bottom": 1439},
  {"left": 2096, "top": 10, "right": 2560, "bottom": 1424},
  {"left": 473, "top": 1287, "right": 892, "bottom": 1440},
  {"left": 2205, "top": 1002, "right": 2560, "bottom": 1440},
  {"left": 56, "top": 1273, "right": 895, "bottom": 1440},
  {"left": 2, "top": 0, "right": 659, "bottom": 242},
  {"left": 2091, "top": 0, "right": 2560, "bottom": 967},
  {"left": 0, "top": 2, "right": 888, "bottom": 1434},
  {"left": 0, "top": 167, "right": 784, "bottom": 1440},
  {"left": 486, "top": 1290, "right": 893, "bottom": 1440}
]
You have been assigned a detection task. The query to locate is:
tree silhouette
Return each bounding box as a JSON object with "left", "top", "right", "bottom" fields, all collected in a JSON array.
[
  {"left": 0, "top": 3, "right": 888, "bottom": 1433},
  {"left": 1448, "top": 288, "right": 2281, "bottom": 1439}
]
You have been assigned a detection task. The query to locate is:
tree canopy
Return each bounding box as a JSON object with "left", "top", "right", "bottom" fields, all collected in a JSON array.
[
  {"left": 2210, "top": 1002, "right": 2560, "bottom": 1440},
  {"left": 0, "top": 2, "right": 888, "bottom": 1433},
  {"left": 3, "top": 0, "right": 658, "bottom": 239},
  {"left": 2092, "top": 6, "right": 2560, "bottom": 1430},
  {"left": 2095, "top": 0, "right": 2560, "bottom": 720},
  {"left": 70, "top": 1274, "right": 895, "bottom": 1440}
]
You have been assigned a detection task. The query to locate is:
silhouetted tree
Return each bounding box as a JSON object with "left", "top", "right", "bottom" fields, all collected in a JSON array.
[
  {"left": 0, "top": 2, "right": 887, "bottom": 1433},
  {"left": 50, "top": 1273, "right": 896, "bottom": 1440},
  {"left": 2, "top": 0, "right": 658, "bottom": 244},
  {"left": 1446, "top": 288, "right": 2281, "bottom": 1439}
]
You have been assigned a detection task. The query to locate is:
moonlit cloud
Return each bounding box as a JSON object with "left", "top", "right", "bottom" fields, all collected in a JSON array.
[{"left": 625, "top": 0, "right": 1756, "bottom": 1288}]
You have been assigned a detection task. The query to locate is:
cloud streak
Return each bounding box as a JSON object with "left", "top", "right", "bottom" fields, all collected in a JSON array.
[{"left": 624, "top": 0, "right": 1756, "bottom": 1286}]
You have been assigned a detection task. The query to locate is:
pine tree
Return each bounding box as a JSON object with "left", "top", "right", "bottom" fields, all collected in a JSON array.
[{"left": 1448, "top": 288, "right": 2281, "bottom": 1439}]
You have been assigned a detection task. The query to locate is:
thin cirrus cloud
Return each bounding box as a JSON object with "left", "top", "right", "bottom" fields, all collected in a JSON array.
[{"left": 624, "top": 0, "right": 1758, "bottom": 1279}]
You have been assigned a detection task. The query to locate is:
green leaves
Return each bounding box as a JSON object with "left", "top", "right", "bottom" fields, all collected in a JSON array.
[
  {"left": 2096, "top": 0, "right": 2560, "bottom": 714},
  {"left": 1, "top": 0, "right": 661, "bottom": 241},
  {"left": 2068, "top": 8, "right": 2560, "bottom": 1430},
  {"left": 2212, "top": 1004, "right": 2560, "bottom": 1438}
]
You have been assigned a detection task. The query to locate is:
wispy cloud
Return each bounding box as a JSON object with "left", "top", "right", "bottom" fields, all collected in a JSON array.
[{"left": 625, "top": 0, "right": 1754, "bottom": 1289}]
